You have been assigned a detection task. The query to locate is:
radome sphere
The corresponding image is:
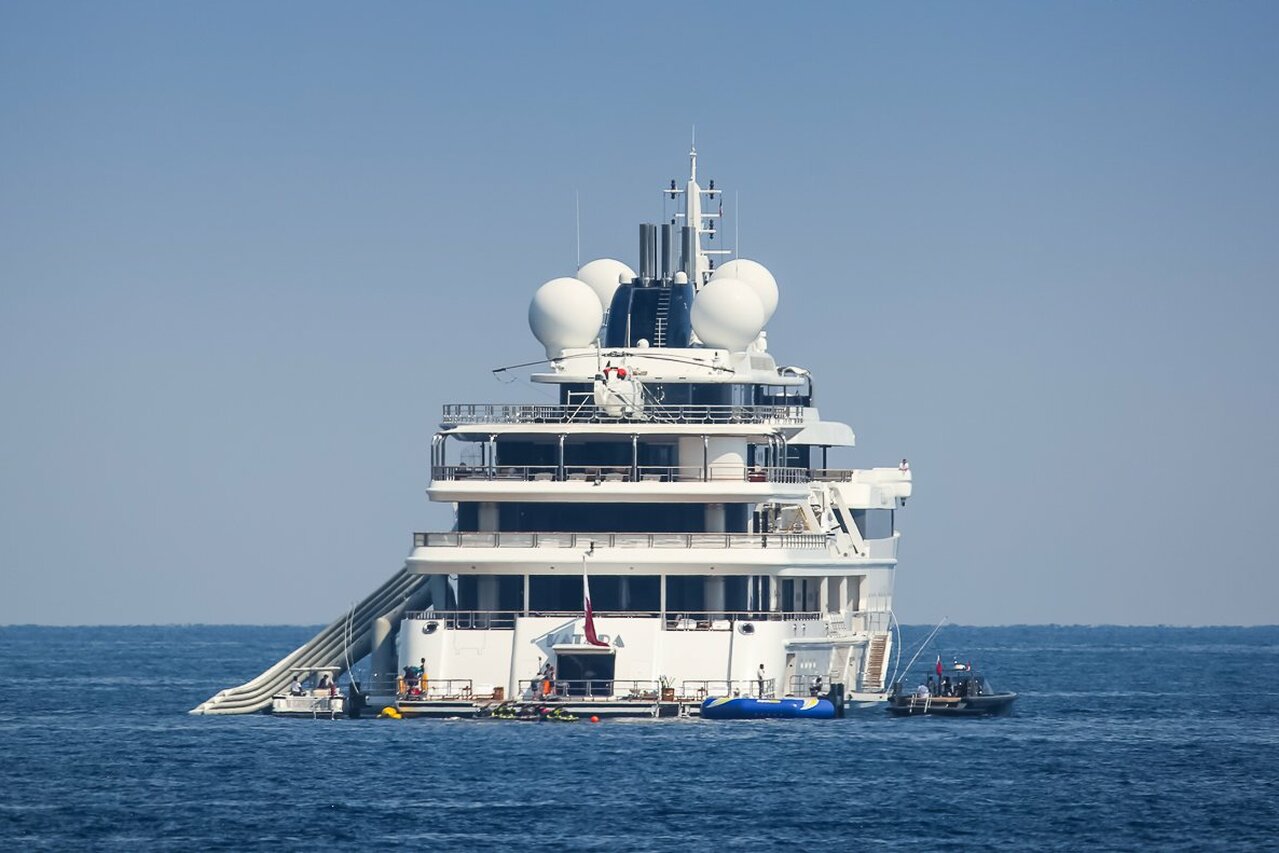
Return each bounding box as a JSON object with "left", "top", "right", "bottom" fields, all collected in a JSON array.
[
  {"left": 529, "top": 277, "right": 603, "bottom": 358},
  {"left": 576, "top": 258, "right": 637, "bottom": 310},
  {"left": 691, "top": 277, "right": 765, "bottom": 351},
  {"left": 711, "top": 259, "right": 778, "bottom": 323}
]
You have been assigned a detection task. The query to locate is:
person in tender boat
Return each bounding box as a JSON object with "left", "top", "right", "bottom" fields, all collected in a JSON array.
[{"left": 289, "top": 675, "right": 305, "bottom": 696}]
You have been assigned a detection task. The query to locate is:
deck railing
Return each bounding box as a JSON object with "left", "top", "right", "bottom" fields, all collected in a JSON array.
[
  {"left": 412, "top": 531, "right": 829, "bottom": 550},
  {"left": 664, "top": 611, "right": 822, "bottom": 630},
  {"left": 681, "top": 678, "right": 777, "bottom": 699},
  {"left": 788, "top": 675, "right": 836, "bottom": 696},
  {"left": 396, "top": 678, "right": 475, "bottom": 700},
  {"left": 517, "top": 679, "right": 666, "bottom": 701},
  {"left": 441, "top": 403, "right": 806, "bottom": 426},
  {"left": 432, "top": 464, "right": 809, "bottom": 484},
  {"left": 403, "top": 609, "right": 831, "bottom": 630}
]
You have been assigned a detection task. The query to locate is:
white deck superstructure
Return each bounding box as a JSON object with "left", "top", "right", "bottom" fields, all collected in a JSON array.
[
  {"left": 396, "top": 149, "right": 911, "bottom": 715},
  {"left": 192, "top": 147, "right": 913, "bottom": 718}
]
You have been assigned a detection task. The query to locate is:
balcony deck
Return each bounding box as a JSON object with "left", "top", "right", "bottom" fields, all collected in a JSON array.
[
  {"left": 431, "top": 464, "right": 809, "bottom": 484},
  {"left": 412, "top": 531, "right": 830, "bottom": 550},
  {"left": 441, "top": 402, "right": 806, "bottom": 426}
]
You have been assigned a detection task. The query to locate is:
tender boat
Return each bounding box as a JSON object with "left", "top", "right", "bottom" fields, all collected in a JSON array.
[
  {"left": 270, "top": 667, "right": 347, "bottom": 719},
  {"left": 886, "top": 663, "right": 1016, "bottom": 717}
]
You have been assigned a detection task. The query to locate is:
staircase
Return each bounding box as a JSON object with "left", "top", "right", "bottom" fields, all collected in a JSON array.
[
  {"left": 652, "top": 288, "right": 672, "bottom": 347},
  {"left": 190, "top": 566, "right": 433, "bottom": 715},
  {"left": 862, "top": 632, "right": 891, "bottom": 692}
]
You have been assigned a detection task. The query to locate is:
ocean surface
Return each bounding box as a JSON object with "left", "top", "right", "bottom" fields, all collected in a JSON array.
[{"left": 1, "top": 625, "right": 1276, "bottom": 850}]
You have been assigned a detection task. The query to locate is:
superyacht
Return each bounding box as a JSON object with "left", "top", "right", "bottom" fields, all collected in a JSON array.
[{"left": 193, "top": 148, "right": 913, "bottom": 719}]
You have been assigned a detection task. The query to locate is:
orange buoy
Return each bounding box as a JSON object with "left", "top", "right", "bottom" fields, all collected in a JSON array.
[{"left": 590, "top": 715, "right": 600, "bottom": 723}]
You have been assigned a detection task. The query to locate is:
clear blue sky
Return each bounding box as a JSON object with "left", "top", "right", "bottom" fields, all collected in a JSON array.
[{"left": 2, "top": 2, "right": 1276, "bottom": 625}]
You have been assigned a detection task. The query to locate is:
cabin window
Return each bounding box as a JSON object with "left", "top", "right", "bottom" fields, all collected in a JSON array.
[
  {"left": 852, "top": 509, "right": 894, "bottom": 540},
  {"left": 453, "top": 502, "right": 749, "bottom": 533},
  {"left": 453, "top": 575, "right": 523, "bottom": 612},
  {"left": 780, "top": 578, "right": 822, "bottom": 613},
  {"left": 663, "top": 575, "right": 770, "bottom": 615},
  {"left": 528, "top": 575, "right": 660, "bottom": 613}
]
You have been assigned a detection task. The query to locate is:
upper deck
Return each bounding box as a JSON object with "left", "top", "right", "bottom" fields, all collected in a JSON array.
[{"left": 441, "top": 402, "right": 806, "bottom": 427}]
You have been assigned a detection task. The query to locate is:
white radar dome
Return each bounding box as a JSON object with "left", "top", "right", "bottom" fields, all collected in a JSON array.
[
  {"left": 691, "top": 277, "right": 765, "bottom": 352},
  {"left": 711, "top": 259, "right": 778, "bottom": 322},
  {"left": 528, "top": 277, "right": 603, "bottom": 359},
  {"left": 576, "top": 258, "right": 636, "bottom": 310}
]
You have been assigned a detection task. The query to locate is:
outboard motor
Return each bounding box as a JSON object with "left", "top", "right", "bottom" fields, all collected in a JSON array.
[{"left": 346, "top": 681, "right": 368, "bottom": 719}]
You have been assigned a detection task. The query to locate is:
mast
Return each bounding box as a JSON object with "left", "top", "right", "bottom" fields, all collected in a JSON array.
[{"left": 669, "top": 143, "right": 729, "bottom": 290}]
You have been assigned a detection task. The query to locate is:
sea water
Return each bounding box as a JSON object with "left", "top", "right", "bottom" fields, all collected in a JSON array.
[{"left": 1, "top": 624, "right": 1276, "bottom": 850}]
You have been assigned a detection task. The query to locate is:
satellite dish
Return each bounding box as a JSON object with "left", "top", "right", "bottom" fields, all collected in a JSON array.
[
  {"left": 576, "top": 259, "right": 637, "bottom": 310},
  {"left": 711, "top": 259, "right": 778, "bottom": 323},
  {"left": 690, "top": 277, "right": 765, "bottom": 352},
  {"left": 529, "top": 277, "right": 603, "bottom": 359}
]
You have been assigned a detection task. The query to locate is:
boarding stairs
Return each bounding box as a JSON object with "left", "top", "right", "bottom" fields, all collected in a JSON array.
[
  {"left": 189, "top": 566, "right": 433, "bottom": 715},
  {"left": 862, "top": 632, "right": 891, "bottom": 692}
]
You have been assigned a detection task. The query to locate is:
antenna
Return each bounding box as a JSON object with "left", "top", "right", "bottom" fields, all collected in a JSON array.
[
  {"left": 735, "top": 191, "right": 740, "bottom": 257},
  {"left": 575, "top": 190, "right": 581, "bottom": 268}
]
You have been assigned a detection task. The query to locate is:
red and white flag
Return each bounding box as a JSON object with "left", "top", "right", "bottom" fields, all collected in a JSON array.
[{"left": 583, "top": 572, "right": 608, "bottom": 647}]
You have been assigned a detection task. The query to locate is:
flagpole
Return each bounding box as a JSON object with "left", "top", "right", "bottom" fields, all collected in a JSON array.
[
  {"left": 898, "top": 617, "right": 949, "bottom": 685},
  {"left": 582, "top": 541, "right": 608, "bottom": 648}
]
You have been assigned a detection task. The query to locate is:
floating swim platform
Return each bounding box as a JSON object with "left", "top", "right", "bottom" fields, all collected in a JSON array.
[{"left": 700, "top": 696, "right": 837, "bottom": 720}]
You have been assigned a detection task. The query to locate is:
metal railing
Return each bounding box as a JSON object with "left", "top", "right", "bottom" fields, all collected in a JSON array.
[
  {"left": 403, "top": 610, "right": 829, "bottom": 630},
  {"left": 412, "top": 531, "right": 830, "bottom": 550},
  {"left": 441, "top": 403, "right": 806, "bottom": 426},
  {"left": 665, "top": 611, "right": 823, "bottom": 630},
  {"left": 517, "top": 679, "right": 666, "bottom": 700},
  {"left": 396, "top": 678, "right": 475, "bottom": 700},
  {"left": 808, "top": 468, "right": 863, "bottom": 482},
  {"left": 406, "top": 610, "right": 520, "bottom": 630},
  {"left": 404, "top": 609, "right": 663, "bottom": 626},
  {"left": 848, "top": 609, "right": 893, "bottom": 633},
  {"left": 788, "top": 675, "right": 833, "bottom": 696},
  {"left": 432, "top": 464, "right": 809, "bottom": 484},
  {"left": 682, "top": 678, "right": 776, "bottom": 699}
]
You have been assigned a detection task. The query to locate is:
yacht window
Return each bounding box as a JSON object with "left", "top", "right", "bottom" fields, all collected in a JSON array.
[{"left": 529, "top": 575, "right": 660, "bottom": 613}]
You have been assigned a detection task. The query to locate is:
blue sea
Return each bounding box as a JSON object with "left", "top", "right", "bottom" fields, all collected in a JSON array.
[{"left": 1, "top": 625, "right": 1276, "bottom": 850}]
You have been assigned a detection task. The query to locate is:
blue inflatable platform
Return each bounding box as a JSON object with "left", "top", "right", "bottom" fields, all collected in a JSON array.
[{"left": 700, "top": 696, "right": 837, "bottom": 720}]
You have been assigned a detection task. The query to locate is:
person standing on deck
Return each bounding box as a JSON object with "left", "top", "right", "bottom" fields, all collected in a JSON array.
[
  {"left": 757, "top": 664, "right": 766, "bottom": 698},
  {"left": 419, "top": 658, "right": 428, "bottom": 695}
]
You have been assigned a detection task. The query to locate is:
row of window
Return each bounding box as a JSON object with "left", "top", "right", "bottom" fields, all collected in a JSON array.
[
  {"left": 443, "top": 573, "right": 851, "bottom": 614},
  {"left": 455, "top": 502, "right": 894, "bottom": 538},
  {"left": 557, "top": 382, "right": 811, "bottom": 408},
  {"left": 457, "top": 502, "right": 752, "bottom": 533},
  {"left": 463, "top": 439, "right": 810, "bottom": 470}
]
